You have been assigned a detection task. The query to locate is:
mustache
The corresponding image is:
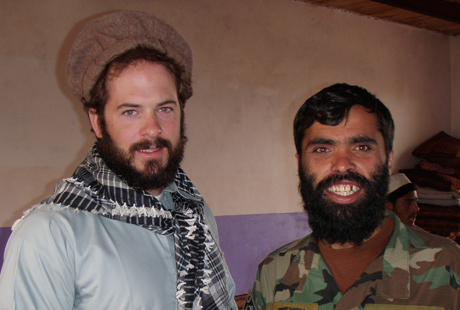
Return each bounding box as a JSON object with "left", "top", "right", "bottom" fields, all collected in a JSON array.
[
  {"left": 315, "top": 171, "right": 373, "bottom": 192},
  {"left": 129, "top": 137, "right": 172, "bottom": 153}
]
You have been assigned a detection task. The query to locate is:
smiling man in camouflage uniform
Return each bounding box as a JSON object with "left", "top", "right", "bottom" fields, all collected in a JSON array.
[{"left": 245, "top": 83, "right": 460, "bottom": 310}]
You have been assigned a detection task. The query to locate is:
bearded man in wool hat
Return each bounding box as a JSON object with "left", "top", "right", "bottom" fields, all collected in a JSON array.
[{"left": 0, "top": 10, "right": 237, "bottom": 310}]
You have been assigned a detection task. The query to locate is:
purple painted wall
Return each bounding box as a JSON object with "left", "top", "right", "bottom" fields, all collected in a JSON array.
[
  {"left": 0, "top": 212, "right": 311, "bottom": 295},
  {"left": 215, "top": 212, "right": 311, "bottom": 295},
  {"left": 0, "top": 227, "right": 11, "bottom": 273}
]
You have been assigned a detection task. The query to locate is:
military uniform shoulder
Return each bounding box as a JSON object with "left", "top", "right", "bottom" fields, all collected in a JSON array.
[
  {"left": 260, "top": 234, "right": 313, "bottom": 264},
  {"left": 409, "top": 225, "right": 460, "bottom": 253}
]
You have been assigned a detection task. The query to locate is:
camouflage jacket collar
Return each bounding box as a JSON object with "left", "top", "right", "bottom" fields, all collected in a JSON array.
[{"left": 279, "top": 211, "right": 422, "bottom": 307}]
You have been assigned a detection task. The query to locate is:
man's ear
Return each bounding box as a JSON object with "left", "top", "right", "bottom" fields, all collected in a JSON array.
[
  {"left": 387, "top": 150, "right": 394, "bottom": 171},
  {"left": 385, "top": 201, "right": 394, "bottom": 211},
  {"left": 296, "top": 153, "right": 300, "bottom": 170},
  {"left": 88, "top": 108, "right": 103, "bottom": 139}
]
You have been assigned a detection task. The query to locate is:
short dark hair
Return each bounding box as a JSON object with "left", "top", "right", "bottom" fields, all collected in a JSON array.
[
  {"left": 387, "top": 183, "right": 417, "bottom": 204},
  {"left": 293, "top": 83, "right": 395, "bottom": 158},
  {"left": 83, "top": 45, "right": 192, "bottom": 117}
]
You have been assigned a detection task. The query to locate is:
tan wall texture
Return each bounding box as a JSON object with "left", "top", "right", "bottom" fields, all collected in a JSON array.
[{"left": 0, "top": 0, "right": 457, "bottom": 227}]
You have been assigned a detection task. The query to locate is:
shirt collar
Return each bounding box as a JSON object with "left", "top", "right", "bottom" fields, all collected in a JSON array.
[{"left": 294, "top": 212, "right": 413, "bottom": 299}]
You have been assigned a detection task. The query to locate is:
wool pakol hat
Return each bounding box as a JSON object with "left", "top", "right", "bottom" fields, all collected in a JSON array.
[
  {"left": 388, "top": 173, "right": 412, "bottom": 194},
  {"left": 66, "top": 10, "right": 193, "bottom": 102}
]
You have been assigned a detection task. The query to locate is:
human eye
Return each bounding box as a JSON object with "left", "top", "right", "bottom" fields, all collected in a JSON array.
[
  {"left": 122, "top": 109, "right": 137, "bottom": 116},
  {"left": 354, "top": 145, "right": 371, "bottom": 151},
  {"left": 313, "top": 147, "right": 329, "bottom": 153},
  {"left": 158, "top": 107, "right": 172, "bottom": 113},
  {"left": 156, "top": 105, "right": 175, "bottom": 120}
]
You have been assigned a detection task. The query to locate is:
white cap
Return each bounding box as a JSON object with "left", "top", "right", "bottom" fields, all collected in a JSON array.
[{"left": 388, "top": 173, "right": 412, "bottom": 194}]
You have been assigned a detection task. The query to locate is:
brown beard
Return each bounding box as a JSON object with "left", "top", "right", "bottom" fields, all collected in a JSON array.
[
  {"left": 97, "top": 122, "right": 187, "bottom": 192},
  {"left": 299, "top": 162, "right": 390, "bottom": 246}
]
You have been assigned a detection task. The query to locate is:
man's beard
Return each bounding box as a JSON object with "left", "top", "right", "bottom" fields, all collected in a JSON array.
[
  {"left": 97, "top": 123, "right": 187, "bottom": 192},
  {"left": 299, "top": 162, "right": 390, "bottom": 246}
]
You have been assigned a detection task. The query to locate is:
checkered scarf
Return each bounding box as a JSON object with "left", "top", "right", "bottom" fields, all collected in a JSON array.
[{"left": 40, "top": 144, "right": 232, "bottom": 310}]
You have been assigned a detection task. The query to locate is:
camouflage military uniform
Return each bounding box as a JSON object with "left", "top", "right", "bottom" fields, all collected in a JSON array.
[{"left": 245, "top": 212, "right": 460, "bottom": 310}]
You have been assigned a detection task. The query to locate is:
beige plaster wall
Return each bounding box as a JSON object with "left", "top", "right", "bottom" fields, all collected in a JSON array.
[{"left": 0, "top": 0, "right": 454, "bottom": 227}]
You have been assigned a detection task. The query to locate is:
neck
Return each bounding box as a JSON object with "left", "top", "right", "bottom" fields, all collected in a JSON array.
[
  {"left": 322, "top": 216, "right": 388, "bottom": 250},
  {"left": 147, "top": 187, "right": 163, "bottom": 197}
]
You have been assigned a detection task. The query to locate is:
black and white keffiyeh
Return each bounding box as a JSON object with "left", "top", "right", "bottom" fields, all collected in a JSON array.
[{"left": 37, "top": 144, "right": 232, "bottom": 310}]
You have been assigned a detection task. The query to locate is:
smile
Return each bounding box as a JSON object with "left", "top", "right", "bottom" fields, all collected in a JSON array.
[
  {"left": 139, "top": 146, "right": 161, "bottom": 153},
  {"left": 328, "top": 184, "right": 360, "bottom": 196}
]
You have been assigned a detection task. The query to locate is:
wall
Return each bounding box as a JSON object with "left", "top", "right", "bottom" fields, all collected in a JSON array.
[
  {"left": 0, "top": 0, "right": 456, "bottom": 295},
  {"left": 451, "top": 36, "right": 460, "bottom": 138}
]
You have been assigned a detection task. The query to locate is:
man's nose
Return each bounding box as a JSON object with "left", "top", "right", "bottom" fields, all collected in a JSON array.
[
  {"left": 331, "top": 149, "right": 356, "bottom": 173},
  {"left": 412, "top": 202, "right": 420, "bottom": 213},
  {"left": 140, "top": 113, "right": 162, "bottom": 138}
]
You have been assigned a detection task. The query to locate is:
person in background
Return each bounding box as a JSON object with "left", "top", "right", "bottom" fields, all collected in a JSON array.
[
  {"left": 0, "top": 10, "right": 237, "bottom": 310},
  {"left": 386, "top": 172, "right": 419, "bottom": 226},
  {"left": 244, "top": 83, "right": 460, "bottom": 310}
]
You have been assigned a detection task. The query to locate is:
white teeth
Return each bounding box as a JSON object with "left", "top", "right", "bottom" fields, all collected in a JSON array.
[
  {"left": 140, "top": 147, "right": 159, "bottom": 153},
  {"left": 328, "top": 184, "right": 360, "bottom": 196}
]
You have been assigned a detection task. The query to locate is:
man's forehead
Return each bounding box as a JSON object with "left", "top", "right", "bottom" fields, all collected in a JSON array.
[
  {"left": 108, "top": 60, "right": 168, "bottom": 80},
  {"left": 403, "top": 191, "right": 418, "bottom": 198}
]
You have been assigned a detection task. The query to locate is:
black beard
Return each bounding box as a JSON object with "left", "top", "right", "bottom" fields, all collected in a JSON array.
[
  {"left": 97, "top": 127, "right": 187, "bottom": 192},
  {"left": 299, "top": 163, "right": 390, "bottom": 246}
]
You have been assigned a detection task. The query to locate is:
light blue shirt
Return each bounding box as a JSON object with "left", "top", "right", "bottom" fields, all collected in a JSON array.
[{"left": 0, "top": 184, "right": 237, "bottom": 309}]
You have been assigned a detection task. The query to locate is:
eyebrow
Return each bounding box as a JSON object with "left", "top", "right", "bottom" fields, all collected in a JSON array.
[
  {"left": 349, "top": 136, "right": 378, "bottom": 145},
  {"left": 116, "top": 100, "right": 178, "bottom": 110},
  {"left": 117, "top": 103, "right": 140, "bottom": 110},
  {"left": 306, "top": 136, "right": 379, "bottom": 148},
  {"left": 306, "top": 138, "right": 335, "bottom": 148}
]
